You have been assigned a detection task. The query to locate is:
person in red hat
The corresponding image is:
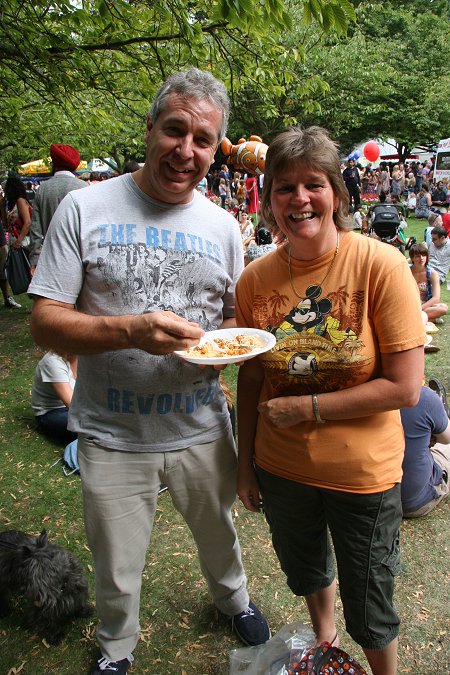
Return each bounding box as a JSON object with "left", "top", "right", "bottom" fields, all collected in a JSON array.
[{"left": 29, "top": 143, "right": 87, "bottom": 274}]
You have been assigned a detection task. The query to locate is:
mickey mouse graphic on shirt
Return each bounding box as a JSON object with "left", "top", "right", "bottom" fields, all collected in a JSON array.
[
  {"left": 276, "top": 285, "right": 332, "bottom": 337},
  {"left": 272, "top": 285, "right": 359, "bottom": 378}
]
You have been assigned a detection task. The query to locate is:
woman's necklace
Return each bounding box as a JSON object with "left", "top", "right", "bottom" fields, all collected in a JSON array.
[{"left": 288, "top": 231, "right": 340, "bottom": 298}]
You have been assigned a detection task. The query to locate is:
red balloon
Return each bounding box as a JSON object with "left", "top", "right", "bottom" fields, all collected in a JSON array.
[{"left": 363, "top": 141, "right": 380, "bottom": 162}]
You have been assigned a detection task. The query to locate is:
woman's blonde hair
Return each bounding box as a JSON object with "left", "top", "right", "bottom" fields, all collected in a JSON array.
[{"left": 260, "top": 126, "right": 350, "bottom": 242}]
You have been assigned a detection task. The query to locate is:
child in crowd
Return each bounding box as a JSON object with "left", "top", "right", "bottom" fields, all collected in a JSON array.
[
  {"left": 219, "top": 178, "right": 227, "bottom": 209},
  {"left": 406, "top": 191, "right": 417, "bottom": 216},
  {"left": 350, "top": 205, "right": 363, "bottom": 230},
  {"left": 236, "top": 179, "right": 246, "bottom": 204}
]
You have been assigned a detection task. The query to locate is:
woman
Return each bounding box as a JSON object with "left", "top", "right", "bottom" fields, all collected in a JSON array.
[
  {"left": 405, "top": 172, "right": 416, "bottom": 193},
  {"left": 230, "top": 171, "right": 241, "bottom": 200},
  {"left": 390, "top": 165, "right": 402, "bottom": 197},
  {"left": 4, "top": 175, "right": 32, "bottom": 251},
  {"left": 237, "top": 207, "right": 254, "bottom": 249},
  {"left": 397, "top": 162, "right": 406, "bottom": 194},
  {"left": 360, "top": 166, "right": 370, "bottom": 195},
  {"left": 415, "top": 163, "right": 424, "bottom": 192},
  {"left": 32, "top": 351, "right": 78, "bottom": 443},
  {"left": 245, "top": 173, "right": 259, "bottom": 223},
  {"left": 380, "top": 162, "right": 391, "bottom": 194},
  {"left": 373, "top": 168, "right": 382, "bottom": 195},
  {"left": 415, "top": 183, "right": 432, "bottom": 219},
  {"left": 367, "top": 169, "right": 378, "bottom": 195},
  {"left": 0, "top": 188, "right": 21, "bottom": 308},
  {"left": 409, "top": 242, "right": 447, "bottom": 323},
  {"left": 236, "top": 126, "right": 424, "bottom": 675}
]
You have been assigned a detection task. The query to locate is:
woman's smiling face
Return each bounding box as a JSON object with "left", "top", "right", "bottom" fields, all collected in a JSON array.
[
  {"left": 270, "top": 163, "right": 339, "bottom": 253},
  {"left": 412, "top": 251, "right": 428, "bottom": 268}
]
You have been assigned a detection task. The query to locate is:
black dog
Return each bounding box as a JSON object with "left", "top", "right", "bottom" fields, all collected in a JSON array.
[{"left": 0, "top": 529, "right": 93, "bottom": 644}]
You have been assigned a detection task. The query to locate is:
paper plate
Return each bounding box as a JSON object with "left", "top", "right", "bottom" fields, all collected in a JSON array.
[
  {"left": 174, "top": 328, "right": 276, "bottom": 365},
  {"left": 424, "top": 334, "right": 433, "bottom": 346}
]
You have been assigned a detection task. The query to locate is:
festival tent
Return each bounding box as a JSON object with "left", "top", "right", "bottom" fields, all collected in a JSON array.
[
  {"left": 18, "top": 157, "right": 117, "bottom": 177},
  {"left": 18, "top": 157, "right": 87, "bottom": 176}
]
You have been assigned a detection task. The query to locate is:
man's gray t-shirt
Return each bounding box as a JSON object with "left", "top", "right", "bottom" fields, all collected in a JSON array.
[
  {"left": 29, "top": 174, "right": 244, "bottom": 451},
  {"left": 428, "top": 239, "right": 450, "bottom": 282}
]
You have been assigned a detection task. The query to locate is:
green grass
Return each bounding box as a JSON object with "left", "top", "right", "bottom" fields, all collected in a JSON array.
[{"left": 0, "top": 224, "right": 449, "bottom": 674}]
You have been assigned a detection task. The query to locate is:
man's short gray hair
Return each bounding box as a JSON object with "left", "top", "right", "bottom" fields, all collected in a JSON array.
[{"left": 150, "top": 68, "right": 230, "bottom": 142}]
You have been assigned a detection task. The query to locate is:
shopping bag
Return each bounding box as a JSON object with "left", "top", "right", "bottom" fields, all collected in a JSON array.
[{"left": 6, "top": 247, "right": 31, "bottom": 295}]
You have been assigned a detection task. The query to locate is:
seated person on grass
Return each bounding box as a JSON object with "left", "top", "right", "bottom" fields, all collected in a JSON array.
[
  {"left": 400, "top": 381, "right": 450, "bottom": 518},
  {"left": 409, "top": 243, "right": 448, "bottom": 324},
  {"left": 431, "top": 181, "right": 448, "bottom": 213},
  {"left": 406, "top": 191, "right": 417, "bottom": 217},
  {"left": 428, "top": 211, "right": 450, "bottom": 238},
  {"left": 428, "top": 226, "right": 450, "bottom": 284},
  {"left": 32, "top": 351, "right": 78, "bottom": 444}
]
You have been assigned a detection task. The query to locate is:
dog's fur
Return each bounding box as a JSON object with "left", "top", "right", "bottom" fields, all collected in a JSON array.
[{"left": 0, "top": 529, "right": 93, "bottom": 644}]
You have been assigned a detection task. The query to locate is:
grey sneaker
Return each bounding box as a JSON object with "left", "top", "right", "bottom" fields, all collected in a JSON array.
[
  {"left": 90, "top": 653, "right": 134, "bottom": 674},
  {"left": 5, "top": 296, "right": 21, "bottom": 309}
]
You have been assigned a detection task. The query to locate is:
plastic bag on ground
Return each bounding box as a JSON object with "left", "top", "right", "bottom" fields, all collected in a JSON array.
[{"left": 229, "top": 622, "right": 315, "bottom": 675}]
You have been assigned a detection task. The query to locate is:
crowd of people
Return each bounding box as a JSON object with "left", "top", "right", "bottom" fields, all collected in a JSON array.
[
  {"left": 0, "top": 67, "right": 449, "bottom": 675},
  {"left": 342, "top": 157, "right": 449, "bottom": 212}
]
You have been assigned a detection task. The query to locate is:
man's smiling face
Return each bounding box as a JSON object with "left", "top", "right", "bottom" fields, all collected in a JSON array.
[{"left": 138, "top": 93, "right": 221, "bottom": 205}]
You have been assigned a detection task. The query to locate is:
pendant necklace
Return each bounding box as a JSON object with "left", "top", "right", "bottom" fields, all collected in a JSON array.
[{"left": 288, "top": 231, "right": 340, "bottom": 298}]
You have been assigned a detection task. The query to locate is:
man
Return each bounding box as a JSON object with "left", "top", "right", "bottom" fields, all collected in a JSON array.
[
  {"left": 400, "top": 380, "right": 450, "bottom": 518},
  {"left": 431, "top": 180, "right": 448, "bottom": 212},
  {"left": 342, "top": 158, "right": 360, "bottom": 208},
  {"left": 29, "top": 143, "right": 87, "bottom": 274},
  {"left": 29, "top": 68, "right": 269, "bottom": 675},
  {"left": 428, "top": 226, "right": 450, "bottom": 284}
]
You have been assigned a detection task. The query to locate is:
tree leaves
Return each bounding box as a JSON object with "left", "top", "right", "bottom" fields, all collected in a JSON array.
[{"left": 0, "top": 0, "right": 354, "bottom": 168}]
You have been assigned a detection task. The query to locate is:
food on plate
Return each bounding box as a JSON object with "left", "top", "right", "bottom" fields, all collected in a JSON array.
[{"left": 184, "top": 333, "right": 266, "bottom": 358}]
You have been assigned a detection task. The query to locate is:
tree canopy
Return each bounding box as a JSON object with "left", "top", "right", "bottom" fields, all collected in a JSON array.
[
  {"left": 227, "top": 0, "right": 449, "bottom": 160},
  {"left": 1, "top": 0, "right": 448, "bottom": 170},
  {"left": 0, "top": 0, "right": 355, "bottom": 169}
]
